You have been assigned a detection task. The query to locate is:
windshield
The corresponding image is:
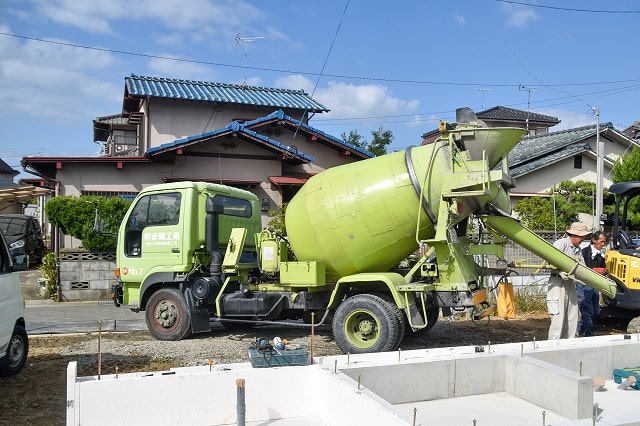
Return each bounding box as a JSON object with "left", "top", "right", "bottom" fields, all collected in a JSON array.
[{"left": 0, "top": 217, "right": 27, "bottom": 236}]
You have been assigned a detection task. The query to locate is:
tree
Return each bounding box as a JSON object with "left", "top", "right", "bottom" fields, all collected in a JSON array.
[
  {"left": 45, "top": 195, "right": 131, "bottom": 250},
  {"left": 513, "top": 180, "right": 596, "bottom": 231},
  {"left": 613, "top": 146, "right": 640, "bottom": 183},
  {"left": 340, "top": 126, "right": 394, "bottom": 157},
  {"left": 612, "top": 147, "right": 640, "bottom": 229},
  {"left": 341, "top": 130, "right": 366, "bottom": 149},
  {"left": 369, "top": 126, "right": 393, "bottom": 157}
]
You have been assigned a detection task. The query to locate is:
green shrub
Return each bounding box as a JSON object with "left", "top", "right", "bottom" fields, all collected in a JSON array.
[
  {"left": 513, "top": 286, "right": 547, "bottom": 314},
  {"left": 39, "top": 252, "right": 58, "bottom": 300},
  {"left": 45, "top": 196, "right": 131, "bottom": 251}
]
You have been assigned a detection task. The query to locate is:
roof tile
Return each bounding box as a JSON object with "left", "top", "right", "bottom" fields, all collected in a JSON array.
[{"left": 125, "top": 75, "right": 329, "bottom": 112}]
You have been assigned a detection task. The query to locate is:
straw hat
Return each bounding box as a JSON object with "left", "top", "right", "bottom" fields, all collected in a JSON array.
[{"left": 566, "top": 222, "right": 591, "bottom": 237}]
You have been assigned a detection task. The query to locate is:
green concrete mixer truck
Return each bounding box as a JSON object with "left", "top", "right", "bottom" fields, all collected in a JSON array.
[{"left": 111, "top": 107, "right": 617, "bottom": 354}]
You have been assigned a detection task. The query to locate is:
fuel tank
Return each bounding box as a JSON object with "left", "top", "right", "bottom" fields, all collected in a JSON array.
[{"left": 285, "top": 110, "right": 527, "bottom": 280}]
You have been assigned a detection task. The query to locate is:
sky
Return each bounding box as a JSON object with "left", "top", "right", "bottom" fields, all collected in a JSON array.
[{"left": 1, "top": 0, "right": 639, "bottom": 180}]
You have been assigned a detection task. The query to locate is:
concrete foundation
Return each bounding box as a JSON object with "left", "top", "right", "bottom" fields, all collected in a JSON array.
[{"left": 67, "top": 335, "right": 640, "bottom": 425}]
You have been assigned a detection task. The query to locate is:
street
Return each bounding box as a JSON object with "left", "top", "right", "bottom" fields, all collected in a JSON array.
[{"left": 18, "top": 268, "right": 146, "bottom": 334}]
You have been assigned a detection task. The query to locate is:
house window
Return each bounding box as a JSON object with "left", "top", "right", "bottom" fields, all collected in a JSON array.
[
  {"left": 109, "top": 130, "right": 139, "bottom": 156},
  {"left": 574, "top": 155, "right": 583, "bottom": 169},
  {"left": 81, "top": 190, "right": 138, "bottom": 201}
]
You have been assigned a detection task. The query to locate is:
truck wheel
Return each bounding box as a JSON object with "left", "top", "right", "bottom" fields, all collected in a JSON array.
[
  {"left": 145, "top": 288, "right": 192, "bottom": 341},
  {"left": 0, "top": 325, "right": 29, "bottom": 377},
  {"left": 373, "top": 293, "right": 406, "bottom": 350},
  {"left": 627, "top": 316, "right": 640, "bottom": 334},
  {"left": 332, "top": 294, "right": 399, "bottom": 354}
]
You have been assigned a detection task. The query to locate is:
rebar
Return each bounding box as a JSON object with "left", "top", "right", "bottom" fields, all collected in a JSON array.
[
  {"left": 236, "top": 379, "right": 246, "bottom": 426},
  {"left": 310, "top": 312, "right": 315, "bottom": 364},
  {"left": 97, "top": 320, "right": 102, "bottom": 380}
]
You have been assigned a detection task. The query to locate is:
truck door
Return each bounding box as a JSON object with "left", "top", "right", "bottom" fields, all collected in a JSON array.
[
  {"left": 0, "top": 233, "right": 20, "bottom": 355},
  {"left": 121, "top": 191, "right": 184, "bottom": 278}
]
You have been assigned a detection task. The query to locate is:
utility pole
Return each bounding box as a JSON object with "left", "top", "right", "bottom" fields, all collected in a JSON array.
[{"left": 594, "top": 107, "right": 603, "bottom": 230}]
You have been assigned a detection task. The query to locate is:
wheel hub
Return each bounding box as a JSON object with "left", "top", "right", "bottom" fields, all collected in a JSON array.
[
  {"left": 8, "top": 336, "right": 24, "bottom": 367},
  {"left": 154, "top": 300, "right": 178, "bottom": 328},
  {"left": 358, "top": 319, "right": 375, "bottom": 336}
]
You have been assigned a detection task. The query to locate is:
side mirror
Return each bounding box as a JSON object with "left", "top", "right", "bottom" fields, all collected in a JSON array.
[{"left": 12, "top": 254, "right": 28, "bottom": 271}]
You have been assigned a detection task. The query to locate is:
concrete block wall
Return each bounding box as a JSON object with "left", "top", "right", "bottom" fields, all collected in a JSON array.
[{"left": 59, "top": 251, "right": 116, "bottom": 300}]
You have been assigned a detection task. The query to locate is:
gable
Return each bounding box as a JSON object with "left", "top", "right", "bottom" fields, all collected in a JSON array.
[
  {"left": 0, "top": 158, "right": 18, "bottom": 177},
  {"left": 145, "top": 110, "right": 373, "bottom": 165},
  {"left": 508, "top": 122, "right": 638, "bottom": 178}
]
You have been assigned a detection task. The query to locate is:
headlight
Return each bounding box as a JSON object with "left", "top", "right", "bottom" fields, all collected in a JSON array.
[{"left": 10, "top": 239, "right": 25, "bottom": 249}]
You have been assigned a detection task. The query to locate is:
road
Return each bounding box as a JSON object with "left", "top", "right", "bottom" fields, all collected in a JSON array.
[
  {"left": 24, "top": 301, "right": 147, "bottom": 334},
  {"left": 18, "top": 268, "right": 147, "bottom": 335}
]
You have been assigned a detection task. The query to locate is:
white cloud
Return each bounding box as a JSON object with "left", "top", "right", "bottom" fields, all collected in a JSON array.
[
  {"left": 539, "top": 108, "right": 596, "bottom": 131},
  {"left": 275, "top": 75, "right": 315, "bottom": 93},
  {"left": 147, "top": 55, "right": 218, "bottom": 81},
  {"left": 501, "top": 4, "right": 539, "bottom": 28},
  {"left": 31, "top": 0, "right": 129, "bottom": 35},
  {"left": 276, "top": 75, "right": 420, "bottom": 119},
  {"left": 454, "top": 14, "right": 465, "bottom": 25},
  {"left": 0, "top": 27, "right": 120, "bottom": 123},
  {"left": 30, "top": 0, "right": 264, "bottom": 37}
]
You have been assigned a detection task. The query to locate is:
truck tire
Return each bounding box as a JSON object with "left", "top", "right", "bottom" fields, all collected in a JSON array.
[
  {"left": 332, "top": 294, "right": 399, "bottom": 354},
  {"left": 145, "top": 288, "right": 192, "bottom": 341},
  {"left": 627, "top": 316, "right": 640, "bottom": 334},
  {"left": 373, "top": 293, "right": 406, "bottom": 350},
  {"left": 0, "top": 325, "right": 29, "bottom": 377}
]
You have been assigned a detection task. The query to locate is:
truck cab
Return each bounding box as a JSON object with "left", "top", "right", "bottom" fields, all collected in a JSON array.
[{"left": 113, "top": 181, "right": 262, "bottom": 340}]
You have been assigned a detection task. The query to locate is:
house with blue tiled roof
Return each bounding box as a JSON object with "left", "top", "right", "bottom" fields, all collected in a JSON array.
[{"left": 22, "top": 75, "right": 372, "bottom": 233}]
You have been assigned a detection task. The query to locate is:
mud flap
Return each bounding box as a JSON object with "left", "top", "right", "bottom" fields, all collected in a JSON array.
[{"left": 190, "top": 310, "right": 212, "bottom": 334}]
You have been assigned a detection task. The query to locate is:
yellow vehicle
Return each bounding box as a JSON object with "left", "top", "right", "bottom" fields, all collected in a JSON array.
[{"left": 603, "top": 181, "right": 640, "bottom": 333}]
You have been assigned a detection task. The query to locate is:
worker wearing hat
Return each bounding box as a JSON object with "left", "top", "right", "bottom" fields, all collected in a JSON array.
[{"left": 547, "top": 222, "right": 591, "bottom": 340}]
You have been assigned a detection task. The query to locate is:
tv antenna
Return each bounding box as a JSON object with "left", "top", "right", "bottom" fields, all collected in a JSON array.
[
  {"left": 475, "top": 88, "right": 492, "bottom": 109},
  {"left": 519, "top": 85, "right": 541, "bottom": 130},
  {"left": 236, "top": 33, "right": 266, "bottom": 85}
]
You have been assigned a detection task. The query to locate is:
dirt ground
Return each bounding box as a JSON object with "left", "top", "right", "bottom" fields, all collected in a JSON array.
[{"left": 0, "top": 312, "right": 626, "bottom": 426}]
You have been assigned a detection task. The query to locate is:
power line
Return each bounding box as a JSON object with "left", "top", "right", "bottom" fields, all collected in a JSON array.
[
  {"left": 494, "top": 0, "right": 640, "bottom": 14},
  {"left": 2, "top": 31, "right": 640, "bottom": 89}
]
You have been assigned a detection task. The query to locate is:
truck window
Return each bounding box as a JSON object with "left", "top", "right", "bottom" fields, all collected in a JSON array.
[
  {"left": 0, "top": 236, "right": 8, "bottom": 273},
  {"left": 213, "top": 195, "right": 252, "bottom": 218},
  {"left": 124, "top": 192, "right": 181, "bottom": 257},
  {"left": 127, "top": 192, "right": 181, "bottom": 231}
]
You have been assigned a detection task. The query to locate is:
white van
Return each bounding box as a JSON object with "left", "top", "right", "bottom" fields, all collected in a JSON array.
[{"left": 0, "top": 228, "right": 28, "bottom": 377}]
